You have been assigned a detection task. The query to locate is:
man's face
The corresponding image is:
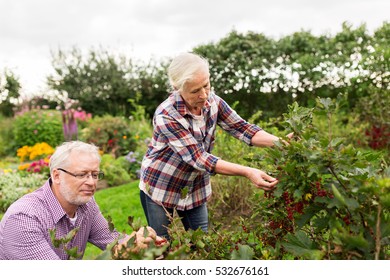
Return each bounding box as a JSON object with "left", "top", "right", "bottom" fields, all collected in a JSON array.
[
  {"left": 57, "top": 152, "right": 100, "bottom": 206},
  {"left": 180, "top": 69, "right": 210, "bottom": 114}
]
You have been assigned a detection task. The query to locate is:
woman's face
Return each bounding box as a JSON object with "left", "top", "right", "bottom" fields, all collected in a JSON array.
[{"left": 180, "top": 69, "right": 210, "bottom": 114}]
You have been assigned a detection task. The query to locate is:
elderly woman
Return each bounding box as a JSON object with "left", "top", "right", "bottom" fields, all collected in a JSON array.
[{"left": 139, "top": 52, "right": 291, "bottom": 238}]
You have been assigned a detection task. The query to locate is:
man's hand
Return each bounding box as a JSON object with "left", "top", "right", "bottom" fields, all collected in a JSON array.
[{"left": 114, "top": 226, "right": 168, "bottom": 256}]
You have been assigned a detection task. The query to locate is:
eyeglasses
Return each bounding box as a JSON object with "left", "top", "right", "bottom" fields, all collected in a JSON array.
[{"left": 57, "top": 168, "right": 104, "bottom": 181}]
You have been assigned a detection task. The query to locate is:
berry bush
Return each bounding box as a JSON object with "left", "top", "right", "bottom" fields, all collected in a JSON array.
[{"left": 250, "top": 97, "right": 389, "bottom": 259}]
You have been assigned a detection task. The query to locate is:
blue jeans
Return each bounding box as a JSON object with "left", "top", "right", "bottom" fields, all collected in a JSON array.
[{"left": 140, "top": 191, "right": 209, "bottom": 239}]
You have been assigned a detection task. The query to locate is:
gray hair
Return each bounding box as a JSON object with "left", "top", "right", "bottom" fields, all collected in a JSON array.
[
  {"left": 168, "top": 52, "right": 209, "bottom": 92},
  {"left": 49, "top": 141, "right": 101, "bottom": 174}
]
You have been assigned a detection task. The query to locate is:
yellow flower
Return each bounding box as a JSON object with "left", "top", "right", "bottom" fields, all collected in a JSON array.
[
  {"left": 305, "top": 193, "right": 312, "bottom": 201},
  {"left": 123, "top": 135, "right": 127, "bottom": 139},
  {"left": 29, "top": 142, "right": 54, "bottom": 160},
  {"left": 17, "top": 142, "right": 54, "bottom": 162},
  {"left": 18, "top": 163, "right": 31, "bottom": 171},
  {"left": 17, "top": 145, "right": 31, "bottom": 162}
]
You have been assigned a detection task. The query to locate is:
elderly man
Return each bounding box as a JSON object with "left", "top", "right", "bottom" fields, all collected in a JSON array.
[{"left": 0, "top": 141, "right": 121, "bottom": 259}]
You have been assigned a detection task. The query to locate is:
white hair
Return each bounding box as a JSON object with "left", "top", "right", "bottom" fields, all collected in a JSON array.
[
  {"left": 168, "top": 52, "right": 210, "bottom": 92},
  {"left": 49, "top": 141, "right": 101, "bottom": 174}
]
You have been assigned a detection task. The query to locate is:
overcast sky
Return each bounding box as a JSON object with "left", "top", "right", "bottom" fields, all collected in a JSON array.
[{"left": 0, "top": 0, "right": 389, "bottom": 97}]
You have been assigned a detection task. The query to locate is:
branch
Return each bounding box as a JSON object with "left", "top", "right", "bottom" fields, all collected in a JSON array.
[
  {"left": 375, "top": 203, "right": 382, "bottom": 260},
  {"left": 328, "top": 166, "right": 348, "bottom": 192}
]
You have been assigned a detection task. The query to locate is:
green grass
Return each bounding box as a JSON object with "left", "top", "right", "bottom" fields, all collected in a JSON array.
[{"left": 83, "top": 180, "right": 147, "bottom": 259}]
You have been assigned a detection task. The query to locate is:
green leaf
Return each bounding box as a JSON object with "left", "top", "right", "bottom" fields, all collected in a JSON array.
[
  {"left": 128, "top": 216, "right": 143, "bottom": 231},
  {"left": 380, "top": 193, "right": 390, "bottom": 209},
  {"left": 181, "top": 186, "right": 189, "bottom": 199},
  {"left": 318, "top": 97, "right": 334, "bottom": 110},
  {"left": 282, "top": 231, "right": 324, "bottom": 259},
  {"left": 330, "top": 138, "right": 344, "bottom": 148},
  {"left": 196, "top": 240, "right": 205, "bottom": 249},
  {"left": 143, "top": 226, "right": 149, "bottom": 238},
  {"left": 334, "top": 229, "right": 369, "bottom": 251},
  {"left": 231, "top": 244, "right": 254, "bottom": 260},
  {"left": 345, "top": 198, "right": 360, "bottom": 211},
  {"left": 293, "top": 189, "right": 303, "bottom": 199},
  {"left": 94, "top": 249, "right": 113, "bottom": 260},
  {"left": 127, "top": 216, "right": 134, "bottom": 227},
  {"left": 331, "top": 184, "right": 347, "bottom": 206},
  {"left": 66, "top": 246, "right": 82, "bottom": 259},
  {"left": 145, "top": 183, "right": 152, "bottom": 195},
  {"left": 107, "top": 215, "right": 115, "bottom": 232},
  {"left": 63, "top": 227, "right": 79, "bottom": 243},
  {"left": 295, "top": 204, "right": 322, "bottom": 228},
  {"left": 312, "top": 216, "right": 330, "bottom": 231},
  {"left": 345, "top": 234, "right": 369, "bottom": 250},
  {"left": 49, "top": 228, "right": 61, "bottom": 248}
]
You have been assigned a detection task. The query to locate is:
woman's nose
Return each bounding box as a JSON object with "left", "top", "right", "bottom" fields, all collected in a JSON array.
[{"left": 199, "top": 88, "right": 208, "bottom": 99}]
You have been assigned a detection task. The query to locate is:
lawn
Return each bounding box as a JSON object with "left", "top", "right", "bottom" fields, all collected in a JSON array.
[{"left": 83, "top": 180, "right": 147, "bottom": 259}]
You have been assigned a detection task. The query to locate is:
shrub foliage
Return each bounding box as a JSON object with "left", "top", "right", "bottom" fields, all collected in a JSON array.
[
  {"left": 249, "top": 97, "right": 389, "bottom": 259},
  {"left": 13, "top": 110, "right": 63, "bottom": 149}
]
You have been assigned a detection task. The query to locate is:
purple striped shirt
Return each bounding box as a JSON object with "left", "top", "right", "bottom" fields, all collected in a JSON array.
[
  {"left": 139, "top": 91, "right": 261, "bottom": 210},
  {"left": 0, "top": 179, "right": 119, "bottom": 260}
]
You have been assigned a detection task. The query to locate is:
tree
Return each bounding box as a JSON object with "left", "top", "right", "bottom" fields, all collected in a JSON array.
[
  {"left": 47, "top": 47, "right": 169, "bottom": 118},
  {"left": 0, "top": 70, "right": 21, "bottom": 117},
  {"left": 48, "top": 47, "right": 136, "bottom": 117},
  {"left": 194, "top": 30, "right": 288, "bottom": 120},
  {"left": 193, "top": 22, "right": 389, "bottom": 120}
]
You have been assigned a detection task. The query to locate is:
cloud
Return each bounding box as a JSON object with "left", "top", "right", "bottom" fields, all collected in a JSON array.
[{"left": 0, "top": 0, "right": 388, "bottom": 96}]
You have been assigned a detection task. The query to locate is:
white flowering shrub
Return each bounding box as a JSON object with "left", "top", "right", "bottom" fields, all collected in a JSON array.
[{"left": 0, "top": 172, "right": 46, "bottom": 212}]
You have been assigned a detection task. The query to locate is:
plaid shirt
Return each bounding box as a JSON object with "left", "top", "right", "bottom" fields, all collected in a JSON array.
[
  {"left": 139, "top": 91, "right": 261, "bottom": 211},
  {"left": 0, "top": 179, "right": 119, "bottom": 260}
]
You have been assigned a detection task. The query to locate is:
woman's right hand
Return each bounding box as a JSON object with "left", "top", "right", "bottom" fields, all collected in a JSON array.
[{"left": 246, "top": 167, "right": 278, "bottom": 191}]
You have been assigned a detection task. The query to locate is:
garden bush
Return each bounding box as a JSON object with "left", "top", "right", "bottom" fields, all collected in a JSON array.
[
  {"left": 311, "top": 98, "right": 367, "bottom": 149},
  {"left": 97, "top": 96, "right": 389, "bottom": 260},
  {"left": 0, "top": 172, "right": 46, "bottom": 213},
  {"left": 249, "top": 97, "right": 389, "bottom": 259},
  {"left": 210, "top": 126, "right": 257, "bottom": 219},
  {"left": 0, "top": 157, "right": 19, "bottom": 171},
  {"left": 209, "top": 106, "right": 285, "bottom": 221},
  {"left": 79, "top": 115, "right": 136, "bottom": 157},
  {"left": 13, "top": 109, "right": 64, "bottom": 149},
  {"left": 354, "top": 87, "right": 390, "bottom": 151},
  {"left": 127, "top": 95, "right": 153, "bottom": 156},
  {"left": 100, "top": 154, "right": 132, "bottom": 187},
  {"left": 0, "top": 116, "right": 16, "bottom": 157}
]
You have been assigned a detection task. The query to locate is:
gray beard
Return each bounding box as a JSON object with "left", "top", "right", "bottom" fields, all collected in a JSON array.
[{"left": 60, "top": 181, "right": 92, "bottom": 206}]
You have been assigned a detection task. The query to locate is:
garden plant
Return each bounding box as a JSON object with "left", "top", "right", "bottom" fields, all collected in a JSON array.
[{"left": 89, "top": 97, "right": 390, "bottom": 260}]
